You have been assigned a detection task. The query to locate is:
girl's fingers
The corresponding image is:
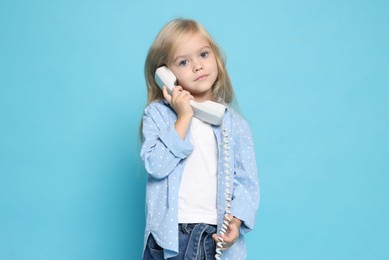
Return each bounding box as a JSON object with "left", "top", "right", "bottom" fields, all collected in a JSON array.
[
  {"left": 172, "top": 86, "right": 183, "bottom": 95},
  {"left": 212, "top": 233, "right": 237, "bottom": 250},
  {"left": 171, "top": 87, "right": 193, "bottom": 103}
]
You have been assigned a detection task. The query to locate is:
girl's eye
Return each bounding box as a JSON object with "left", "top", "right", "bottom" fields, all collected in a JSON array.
[
  {"left": 178, "top": 59, "right": 188, "bottom": 66},
  {"left": 200, "top": 51, "right": 209, "bottom": 58}
]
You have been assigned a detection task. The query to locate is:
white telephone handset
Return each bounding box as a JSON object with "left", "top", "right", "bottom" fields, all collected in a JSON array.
[{"left": 155, "top": 66, "right": 226, "bottom": 125}]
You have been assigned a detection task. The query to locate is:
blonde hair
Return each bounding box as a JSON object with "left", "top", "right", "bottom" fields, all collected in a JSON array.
[{"left": 144, "top": 18, "right": 235, "bottom": 105}]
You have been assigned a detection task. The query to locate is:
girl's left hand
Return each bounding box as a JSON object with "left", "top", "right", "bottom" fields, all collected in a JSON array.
[{"left": 212, "top": 215, "right": 242, "bottom": 249}]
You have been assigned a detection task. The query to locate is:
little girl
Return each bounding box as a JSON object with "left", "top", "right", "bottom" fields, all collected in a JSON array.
[{"left": 141, "top": 18, "right": 259, "bottom": 259}]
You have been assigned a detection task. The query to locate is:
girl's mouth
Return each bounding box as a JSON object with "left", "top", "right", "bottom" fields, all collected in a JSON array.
[{"left": 195, "top": 74, "right": 208, "bottom": 81}]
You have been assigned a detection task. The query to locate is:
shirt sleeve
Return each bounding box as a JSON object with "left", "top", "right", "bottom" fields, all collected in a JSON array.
[
  {"left": 230, "top": 117, "right": 260, "bottom": 234},
  {"left": 140, "top": 102, "right": 193, "bottom": 179}
]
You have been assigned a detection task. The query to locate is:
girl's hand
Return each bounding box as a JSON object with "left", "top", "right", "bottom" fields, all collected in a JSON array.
[
  {"left": 162, "top": 85, "right": 194, "bottom": 119},
  {"left": 162, "top": 86, "right": 194, "bottom": 140},
  {"left": 212, "top": 215, "right": 242, "bottom": 250}
]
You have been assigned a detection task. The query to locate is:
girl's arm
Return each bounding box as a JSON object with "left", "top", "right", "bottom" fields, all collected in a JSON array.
[
  {"left": 162, "top": 86, "right": 193, "bottom": 140},
  {"left": 140, "top": 102, "right": 193, "bottom": 179}
]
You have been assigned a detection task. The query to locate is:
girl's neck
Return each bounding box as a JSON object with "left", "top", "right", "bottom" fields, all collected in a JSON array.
[{"left": 193, "top": 92, "right": 213, "bottom": 103}]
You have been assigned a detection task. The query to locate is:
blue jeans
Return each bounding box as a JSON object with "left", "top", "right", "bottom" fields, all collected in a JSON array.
[{"left": 143, "top": 223, "right": 217, "bottom": 260}]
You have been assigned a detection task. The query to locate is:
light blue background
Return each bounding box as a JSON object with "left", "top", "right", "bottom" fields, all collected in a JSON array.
[{"left": 1, "top": 0, "right": 388, "bottom": 259}]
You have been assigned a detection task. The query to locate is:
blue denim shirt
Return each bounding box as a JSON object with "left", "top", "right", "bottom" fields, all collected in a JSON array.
[{"left": 141, "top": 100, "right": 260, "bottom": 259}]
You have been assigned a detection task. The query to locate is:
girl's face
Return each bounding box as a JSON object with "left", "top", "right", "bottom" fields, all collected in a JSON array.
[{"left": 169, "top": 32, "right": 218, "bottom": 102}]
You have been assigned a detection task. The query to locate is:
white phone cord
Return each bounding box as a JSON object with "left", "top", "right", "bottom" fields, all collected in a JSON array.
[{"left": 215, "top": 126, "right": 232, "bottom": 260}]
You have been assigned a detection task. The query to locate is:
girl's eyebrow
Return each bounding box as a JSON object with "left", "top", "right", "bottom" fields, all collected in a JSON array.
[
  {"left": 199, "top": 45, "right": 211, "bottom": 51},
  {"left": 173, "top": 54, "right": 188, "bottom": 63},
  {"left": 173, "top": 45, "right": 211, "bottom": 63},
  {"left": 196, "top": 45, "right": 212, "bottom": 54}
]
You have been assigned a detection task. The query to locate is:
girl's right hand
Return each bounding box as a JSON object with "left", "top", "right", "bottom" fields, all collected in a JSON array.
[
  {"left": 162, "top": 85, "right": 194, "bottom": 119},
  {"left": 162, "top": 86, "right": 194, "bottom": 140}
]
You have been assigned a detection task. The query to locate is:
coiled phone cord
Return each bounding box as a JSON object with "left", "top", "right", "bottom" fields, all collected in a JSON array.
[{"left": 215, "top": 126, "right": 232, "bottom": 260}]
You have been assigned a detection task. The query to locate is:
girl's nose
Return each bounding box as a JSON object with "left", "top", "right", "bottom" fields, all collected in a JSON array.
[
  {"left": 193, "top": 60, "right": 203, "bottom": 72},
  {"left": 195, "top": 66, "right": 203, "bottom": 72}
]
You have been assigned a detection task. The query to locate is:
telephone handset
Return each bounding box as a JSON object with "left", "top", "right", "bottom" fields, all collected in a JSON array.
[{"left": 155, "top": 66, "right": 226, "bottom": 125}]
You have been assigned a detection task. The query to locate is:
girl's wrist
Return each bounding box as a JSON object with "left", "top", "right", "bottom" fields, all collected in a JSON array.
[
  {"left": 177, "top": 113, "right": 193, "bottom": 124},
  {"left": 174, "top": 114, "right": 192, "bottom": 139}
]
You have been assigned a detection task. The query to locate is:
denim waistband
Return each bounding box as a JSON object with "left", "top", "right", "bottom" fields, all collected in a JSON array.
[
  {"left": 179, "top": 223, "right": 217, "bottom": 234},
  {"left": 179, "top": 223, "right": 217, "bottom": 260}
]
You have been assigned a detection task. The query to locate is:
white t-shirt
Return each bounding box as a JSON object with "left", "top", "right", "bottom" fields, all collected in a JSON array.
[{"left": 178, "top": 117, "right": 218, "bottom": 225}]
